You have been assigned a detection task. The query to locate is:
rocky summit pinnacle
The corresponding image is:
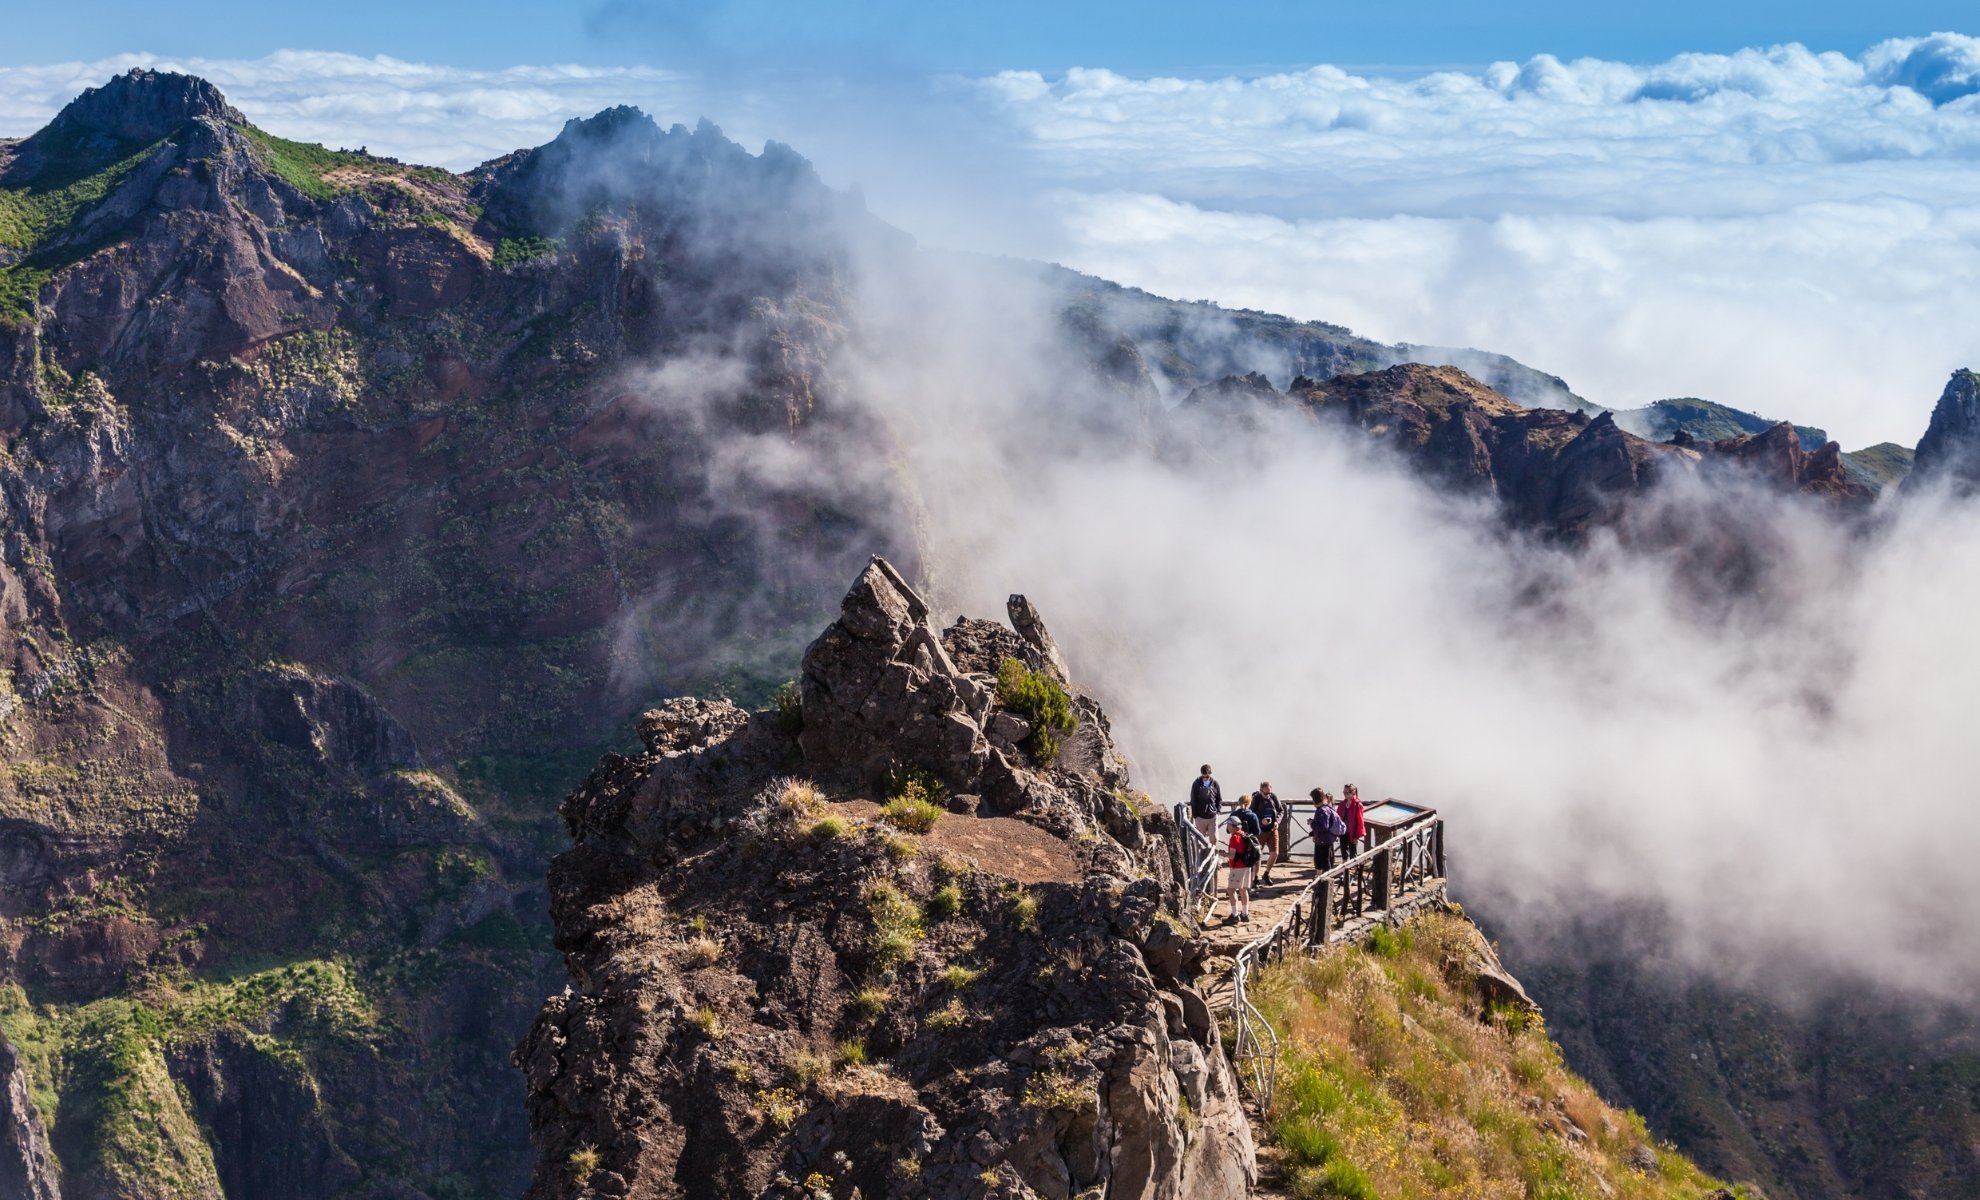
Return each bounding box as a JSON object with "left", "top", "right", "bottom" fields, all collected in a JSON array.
[
  {"left": 1910, "top": 368, "right": 1980, "bottom": 494},
  {"left": 46, "top": 67, "right": 244, "bottom": 144}
]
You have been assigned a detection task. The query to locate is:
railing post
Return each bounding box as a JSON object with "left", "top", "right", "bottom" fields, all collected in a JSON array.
[
  {"left": 1373, "top": 845, "right": 1392, "bottom": 911},
  {"left": 1433, "top": 819, "right": 1446, "bottom": 878},
  {"left": 1310, "top": 878, "right": 1334, "bottom": 947}
]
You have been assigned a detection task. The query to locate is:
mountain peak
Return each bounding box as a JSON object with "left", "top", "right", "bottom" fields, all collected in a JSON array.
[
  {"left": 50, "top": 68, "right": 243, "bottom": 144},
  {"left": 1910, "top": 368, "right": 1980, "bottom": 493}
]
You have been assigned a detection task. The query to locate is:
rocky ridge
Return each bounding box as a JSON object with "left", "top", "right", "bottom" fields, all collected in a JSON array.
[
  {"left": 1177, "top": 363, "right": 1874, "bottom": 535},
  {"left": 1909, "top": 367, "right": 1980, "bottom": 494},
  {"left": 518, "top": 559, "right": 1252, "bottom": 1199}
]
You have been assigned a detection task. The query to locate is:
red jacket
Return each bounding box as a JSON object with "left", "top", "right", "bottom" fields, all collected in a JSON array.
[{"left": 1340, "top": 796, "right": 1366, "bottom": 840}]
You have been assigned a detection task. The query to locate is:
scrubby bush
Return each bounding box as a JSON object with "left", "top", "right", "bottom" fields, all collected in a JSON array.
[
  {"left": 880, "top": 791, "right": 943, "bottom": 834},
  {"left": 772, "top": 680, "right": 804, "bottom": 737},
  {"left": 775, "top": 777, "right": 824, "bottom": 816},
  {"left": 995, "top": 657, "right": 1076, "bottom": 763},
  {"left": 938, "top": 964, "right": 982, "bottom": 990},
  {"left": 927, "top": 882, "right": 963, "bottom": 919},
  {"left": 808, "top": 815, "right": 850, "bottom": 841},
  {"left": 866, "top": 882, "right": 924, "bottom": 971}
]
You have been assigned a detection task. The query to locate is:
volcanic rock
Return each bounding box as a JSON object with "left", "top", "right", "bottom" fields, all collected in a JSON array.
[
  {"left": 1910, "top": 368, "right": 1980, "bottom": 494},
  {"left": 517, "top": 559, "right": 1255, "bottom": 1199}
]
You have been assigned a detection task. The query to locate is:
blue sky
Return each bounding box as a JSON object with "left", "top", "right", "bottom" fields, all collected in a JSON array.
[{"left": 6, "top": 0, "right": 1978, "bottom": 74}]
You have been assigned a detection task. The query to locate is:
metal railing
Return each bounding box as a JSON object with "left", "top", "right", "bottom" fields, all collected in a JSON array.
[
  {"left": 1221, "top": 816, "right": 1447, "bottom": 1116},
  {"left": 1173, "top": 803, "right": 1222, "bottom": 900}
]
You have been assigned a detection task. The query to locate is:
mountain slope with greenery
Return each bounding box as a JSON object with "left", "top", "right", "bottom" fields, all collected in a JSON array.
[{"left": 1255, "top": 913, "right": 1745, "bottom": 1200}]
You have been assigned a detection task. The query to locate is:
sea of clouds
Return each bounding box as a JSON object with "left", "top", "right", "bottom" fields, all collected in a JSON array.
[{"left": 7, "top": 36, "right": 1980, "bottom": 443}]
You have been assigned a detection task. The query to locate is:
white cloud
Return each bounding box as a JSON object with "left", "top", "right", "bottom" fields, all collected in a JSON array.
[{"left": 969, "top": 35, "right": 1980, "bottom": 446}]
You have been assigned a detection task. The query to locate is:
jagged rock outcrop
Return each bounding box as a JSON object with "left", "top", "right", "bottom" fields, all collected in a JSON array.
[
  {"left": 1180, "top": 363, "right": 1872, "bottom": 534},
  {"left": 0, "top": 1036, "right": 59, "bottom": 1200},
  {"left": 517, "top": 559, "right": 1254, "bottom": 1200},
  {"left": 1698, "top": 420, "right": 1862, "bottom": 501},
  {"left": 1909, "top": 368, "right": 1980, "bottom": 494}
]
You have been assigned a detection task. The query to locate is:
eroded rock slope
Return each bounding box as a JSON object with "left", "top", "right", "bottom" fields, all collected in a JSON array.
[{"left": 518, "top": 560, "right": 1254, "bottom": 1200}]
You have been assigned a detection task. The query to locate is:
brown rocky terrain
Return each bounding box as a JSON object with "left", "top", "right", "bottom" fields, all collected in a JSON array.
[
  {"left": 1179, "top": 363, "right": 1871, "bottom": 536},
  {"left": 0, "top": 68, "right": 907, "bottom": 1198},
  {"left": 518, "top": 560, "right": 1253, "bottom": 1199}
]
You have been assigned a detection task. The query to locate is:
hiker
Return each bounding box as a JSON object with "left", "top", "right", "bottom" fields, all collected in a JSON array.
[
  {"left": 1311, "top": 788, "right": 1346, "bottom": 868},
  {"left": 1338, "top": 784, "right": 1366, "bottom": 862},
  {"left": 1222, "top": 813, "right": 1256, "bottom": 924},
  {"left": 1250, "top": 782, "right": 1285, "bottom": 885},
  {"left": 1187, "top": 764, "right": 1223, "bottom": 842}
]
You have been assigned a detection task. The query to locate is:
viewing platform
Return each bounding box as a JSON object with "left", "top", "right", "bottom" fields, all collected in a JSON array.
[{"left": 1176, "top": 799, "right": 1450, "bottom": 1113}]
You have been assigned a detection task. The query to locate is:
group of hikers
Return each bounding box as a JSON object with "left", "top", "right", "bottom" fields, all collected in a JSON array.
[{"left": 1186, "top": 765, "right": 1369, "bottom": 924}]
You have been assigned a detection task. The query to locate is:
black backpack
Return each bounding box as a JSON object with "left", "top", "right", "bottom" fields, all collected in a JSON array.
[
  {"left": 1237, "top": 833, "right": 1260, "bottom": 868},
  {"left": 1189, "top": 777, "right": 1220, "bottom": 818}
]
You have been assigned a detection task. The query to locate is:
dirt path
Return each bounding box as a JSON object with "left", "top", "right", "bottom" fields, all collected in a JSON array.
[{"left": 832, "top": 799, "right": 1078, "bottom": 885}]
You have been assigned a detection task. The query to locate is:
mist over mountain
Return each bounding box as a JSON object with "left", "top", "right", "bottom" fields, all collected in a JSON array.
[{"left": 1, "top": 67, "right": 1978, "bottom": 1199}]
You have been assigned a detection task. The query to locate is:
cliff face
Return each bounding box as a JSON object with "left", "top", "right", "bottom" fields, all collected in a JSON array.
[
  {"left": 0, "top": 69, "right": 905, "bottom": 1196},
  {"left": 1176, "top": 363, "right": 1870, "bottom": 536},
  {"left": 519, "top": 560, "right": 1253, "bottom": 1199},
  {"left": 1498, "top": 914, "right": 1980, "bottom": 1200},
  {"left": 1909, "top": 368, "right": 1980, "bottom": 493}
]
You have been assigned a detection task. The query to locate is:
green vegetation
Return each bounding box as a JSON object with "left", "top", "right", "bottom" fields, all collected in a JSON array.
[
  {"left": 772, "top": 679, "right": 804, "bottom": 736},
  {"left": 1254, "top": 914, "right": 1736, "bottom": 1200},
  {"left": 0, "top": 960, "right": 375, "bottom": 1196},
  {"left": 879, "top": 789, "right": 943, "bottom": 834},
  {"left": 865, "top": 881, "right": 924, "bottom": 971},
  {"left": 808, "top": 814, "right": 851, "bottom": 841},
  {"left": 995, "top": 657, "right": 1076, "bottom": 764},
  {"left": 1842, "top": 441, "right": 1916, "bottom": 491},
  {"left": 926, "top": 881, "right": 963, "bottom": 920},
  {"left": 849, "top": 987, "right": 891, "bottom": 1020},
  {"left": 494, "top": 235, "right": 560, "bottom": 269},
  {"left": 1021, "top": 1067, "right": 1089, "bottom": 1111},
  {"left": 567, "top": 1144, "right": 601, "bottom": 1184},
  {"left": 0, "top": 126, "right": 162, "bottom": 326},
  {"left": 236, "top": 124, "right": 456, "bottom": 203},
  {"left": 1619, "top": 396, "right": 1827, "bottom": 451},
  {"left": 937, "top": 964, "right": 982, "bottom": 990},
  {"left": 1010, "top": 891, "right": 1040, "bottom": 932}
]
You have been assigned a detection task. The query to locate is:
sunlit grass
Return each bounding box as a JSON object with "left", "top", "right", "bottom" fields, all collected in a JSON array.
[{"left": 1255, "top": 913, "right": 1737, "bottom": 1200}]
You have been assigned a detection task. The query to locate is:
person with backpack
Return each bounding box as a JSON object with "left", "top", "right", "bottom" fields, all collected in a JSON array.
[
  {"left": 1311, "top": 787, "right": 1346, "bottom": 868},
  {"left": 1250, "top": 782, "right": 1285, "bottom": 885},
  {"left": 1187, "top": 765, "right": 1223, "bottom": 842},
  {"left": 1338, "top": 784, "right": 1367, "bottom": 862},
  {"left": 1221, "top": 812, "right": 1256, "bottom": 924}
]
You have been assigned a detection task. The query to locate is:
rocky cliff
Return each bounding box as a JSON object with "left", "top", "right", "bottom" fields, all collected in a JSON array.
[
  {"left": 1909, "top": 368, "right": 1980, "bottom": 494},
  {"left": 518, "top": 560, "right": 1253, "bottom": 1199},
  {"left": 1175, "top": 363, "right": 1871, "bottom": 536},
  {"left": 0, "top": 68, "right": 905, "bottom": 1197}
]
